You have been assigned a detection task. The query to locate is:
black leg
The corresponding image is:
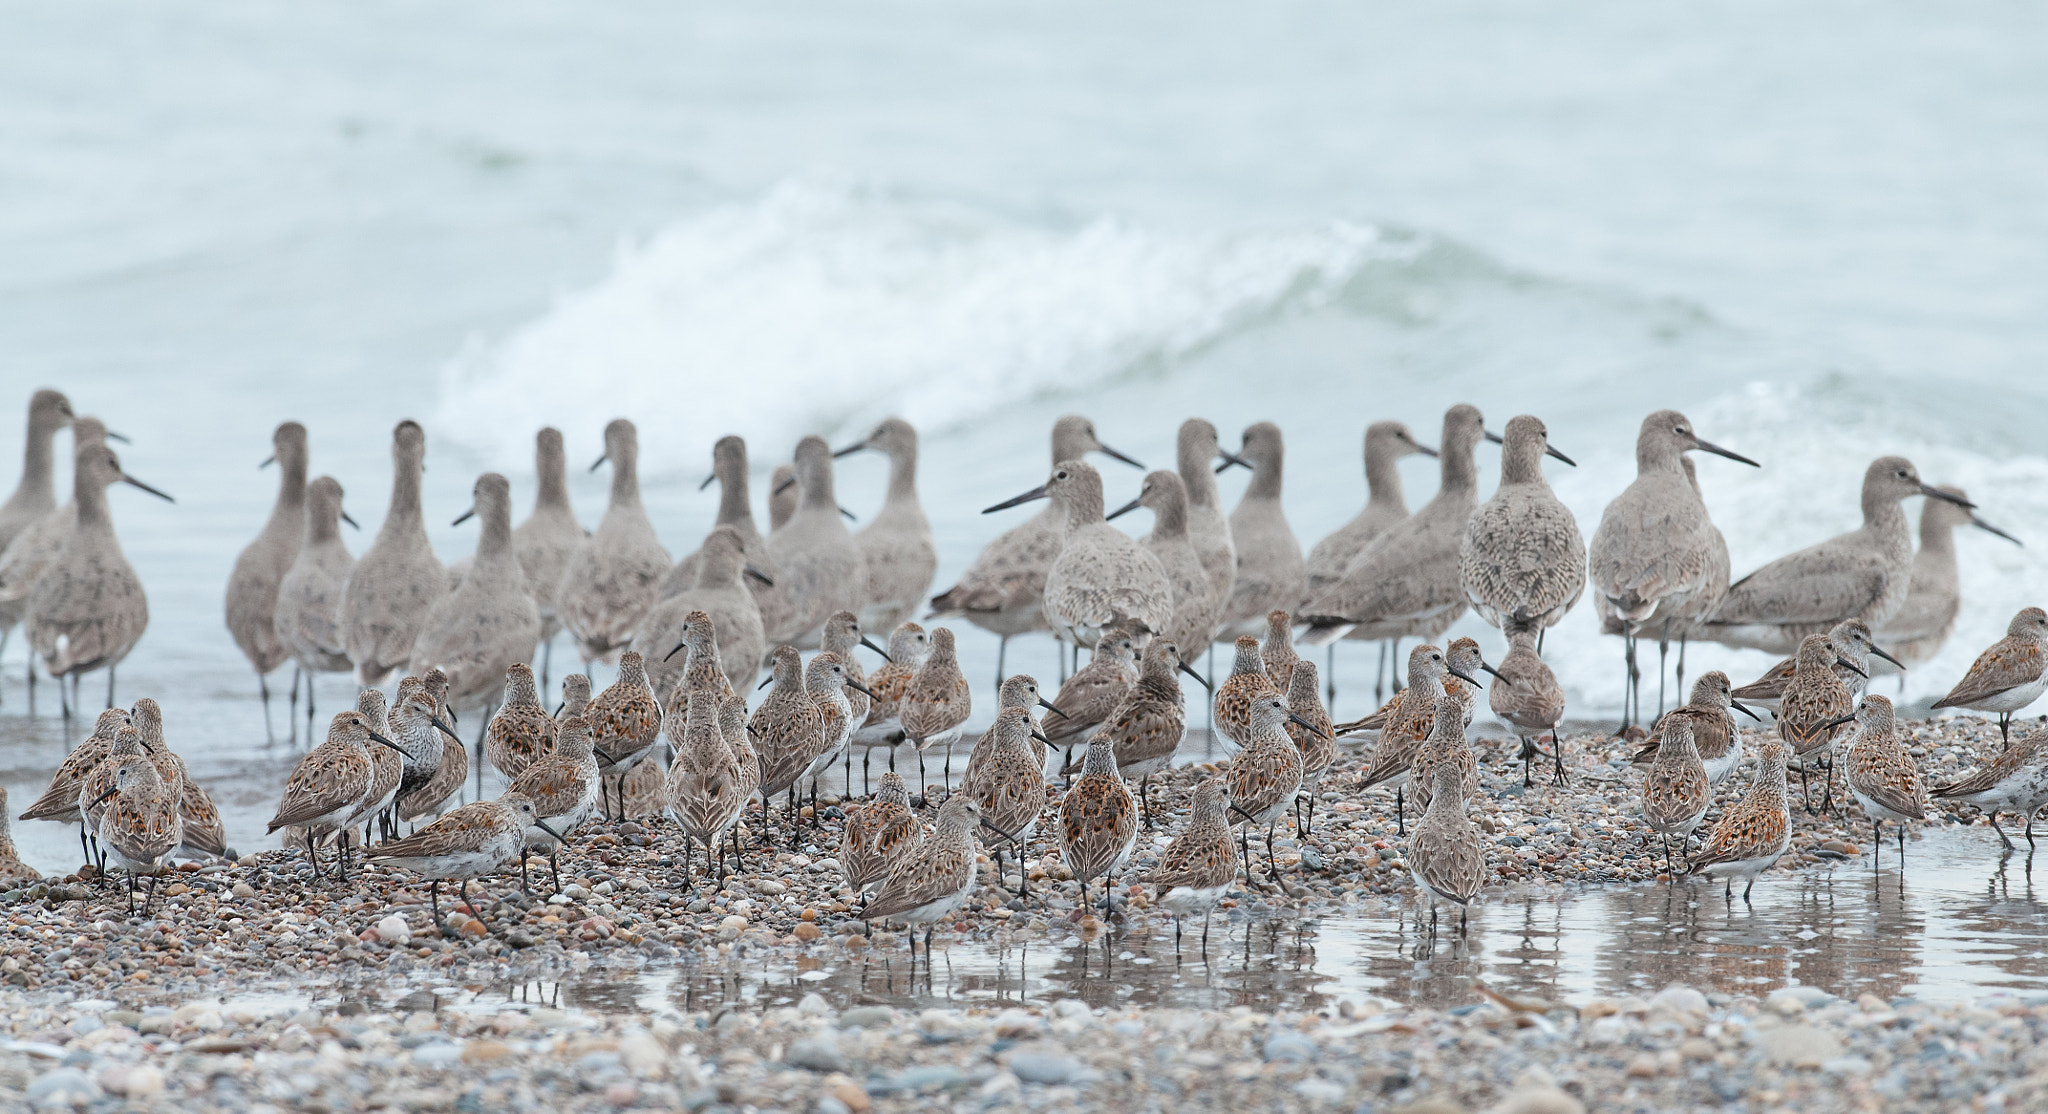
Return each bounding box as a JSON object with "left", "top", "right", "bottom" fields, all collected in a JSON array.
[
  {"left": 1396, "top": 788, "right": 1406, "bottom": 837},
  {"left": 260, "top": 674, "right": 274, "bottom": 742},
  {"left": 1992, "top": 812, "right": 2015, "bottom": 851},
  {"left": 1240, "top": 825, "right": 1253, "bottom": 887}
]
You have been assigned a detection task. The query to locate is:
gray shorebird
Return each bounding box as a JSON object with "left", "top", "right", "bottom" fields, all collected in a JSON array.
[
  {"left": 16, "top": 708, "right": 130, "bottom": 863},
  {"left": 589, "top": 650, "right": 662, "bottom": 819},
  {"left": 1734, "top": 618, "right": 1897, "bottom": 712},
  {"left": 505, "top": 712, "right": 603, "bottom": 893},
  {"left": 1930, "top": 607, "right": 2048, "bottom": 744},
  {"left": 1687, "top": 739, "right": 1793, "bottom": 903},
  {"left": 1491, "top": 624, "right": 1568, "bottom": 786},
  {"left": 25, "top": 441, "right": 173, "bottom": 712},
  {"left": 384, "top": 679, "right": 453, "bottom": 820},
  {"left": 670, "top": 434, "right": 787, "bottom": 644},
  {"left": 1639, "top": 712, "right": 1712, "bottom": 874},
  {"left": 929, "top": 415, "right": 1143, "bottom": 686},
  {"left": 1632, "top": 671, "right": 1760, "bottom": 786},
  {"left": 1107, "top": 470, "right": 1220, "bottom": 656},
  {"left": 1144, "top": 776, "right": 1239, "bottom": 952},
  {"left": 272, "top": 476, "right": 356, "bottom": 734},
  {"left": 860, "top": 793, "right": 987, "bottom": 958},
  {"left": 511, "top": 428, "right": 586, "bottom": 686},
  {"left": 347, "top": 688, "right": 401, "bottom": 845},
  {"left": 765, "top": 435, "right": 865, "bottom": 647},
  {"left": 964, "top": 673, "right": 1059, "bottom": 787},
  {"left": 1216, "top": 422, "right": 1307, "bottom": 641},
  {"left": 1059, "top": 733, "right": 1140, "bottom": 918},
  {"left": 1406, "top": 759, "right": 1486, "bottom": 935},
  {"left": 558, "top": 418, "right": 671, "bottom": 664},
  {"left": 368, "top": 794, "right": 561, "bottom": 935},
  {"left": 1931, "top": 728, "right": 2048, "bottom": 850},
  {"left": 850, "top": 621, "right": 929, "bottom": 784},
  {"left": 1308, "top": 422, "right": 1437, "bottom": 697},
  {"left": 840, "top": 770, "right": 922, "bottom": 895},
  {"left": 837, "top": 418, "right": 938, "bottom": 635},
  {"left": 1224, "top": 693, "right": 1310, "bottom": 884},
  {"left": 0, "top": 389, "right": 73, "bottom": 555},
  {"left": 0, "top": 410, "right": 105, "bottom": 685},
  {"left": 1703, "top": 456, "right": 1976, "bottom": 654},
  {"left": 985, "top": 460, "right": 1172, "bottom": 651},
  {"left": 0, "top": 787, "right": 43, "bottom": 889},
  {"left": 1175, "top": 418, "right": 1243, "bottom": 614},
  {"left": 1589, "top": 410, "right": 1758, "bottom": 726},
  {"left": 641, "top": 525, "right": 768, "bottom": 698},
  {"left": 224, "top": 421, "right": 307, "bottom": 735},
  {"left": 396, "top": 696, "right": 468, "bottom": 825},
  {"left": 1459, "top": 414, "right": 1582, "bottom": 634},
  {"left": 899, "top": 627, "right": 972, "bottom": 792},
  {"left": 411, "top": 473, "right": 543, "bottom": 740},
  {"left": 1825, "top": 695, "right": 1925, "bottom": 873},
  {"left": 1407, "top": 685, "right": 1477, "bottom": 816},
  {"left": 1261, "top": 609, "right": 1303, "bottom": 691},
  {"left": 767, "top": 462, "right": 798, "bottom": 534},
  {"left": 1099, "top": 640, "right": 1205, "bottom": 826},
  {"left": 484, "top": 663, "right": 558, "bottom": 780},
  {"left": 1877, "top": 484, "right": 2020, "bottom": 669},
  {"left": 267, "top": 710, "right": 405, "bottom": 879},
  {"left": 1353, "top": 642, "right": 1487, "bottom": 833},
  {"left": 962, "top": 707, "right": 1050, "bottom": 896},
  {"left": 338, "top": 420, "right": 443, "bottom": 686}
]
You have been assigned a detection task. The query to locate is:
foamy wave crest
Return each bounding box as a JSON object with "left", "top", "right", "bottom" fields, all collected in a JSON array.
[{"left": 435, "top": 178, "right": 1405, "bottom": 473}]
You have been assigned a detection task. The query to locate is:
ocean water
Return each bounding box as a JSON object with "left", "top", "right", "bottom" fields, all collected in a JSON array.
[{"left": 1, "top": 1, "right": 2045, "bottom": 868}]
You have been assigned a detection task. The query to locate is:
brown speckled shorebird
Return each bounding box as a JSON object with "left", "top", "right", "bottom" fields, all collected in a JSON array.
[
  {"left": 1225, "top": 694, "right": 1308, "bottom": 885},
  {"left": 1407, "top": 685, "right": 1477, "bottom": 817},
  {"left": 589, "top": 651, "right": 662, "bottom": 820},
  {"left": 1733, "top": 618, "right": 1895, "bottom": 712},
  {"left": 0, "top": 787, "right": 43, "bottom": 888},
  {"left": 224, "top": 421, "right": 307, "bottom": 736},
  {"left": 512, "top": 428, "right": 587, "bottom": 686},
  {"left": 963, "top": 707, "right": 1050, "bottom": 896},
  {"left": 1931, "top": 607, "right": 2048, "bottom": 744},
  {"left": 1046, "top": 623, "right": 1144, "bottom": 772},
  {"left": 985, "top": 460, "right": 1171, "bottom": 652},
  {"left": 900, "top": 627, "right": 972, "bottom": 793},
  {"left": 485, "top": 663, "right": 558, "bottom": 780},
  {"left": 1824, "top": 695, "right": 1925, "bottom": 874},
  {"left": 1284, "top": 660, "right": 1335, "bottom": 836},
  {"left": 339, "top": 421, "right": 443, "bottom": 687},
  {"left": 1353, "top": 643, "right": 1486, "bottom": 834},
  {"left": 840, "top": 771, "right": 922, "bottom": 896},
  {"left": 558, "top": 419, "right": 671, "bottom": 664},
  {"left": 26, "top": 441, "right": 174, "bottom": 713},
  {"left": 1491, "top": 624, "right": 1569, "bottom": 786},
  {"left": 1877, "top": 485, "right": 2020, "bottom": 669},
  {"left": 346, "top": 688, "right": 401, "bottom": 846},
  {"left": 1776, "top": 633, "right": 1862, "bottom": 812},
  {"left": 1406, "top": 759, "right": 1486, "bottom": 936},
  {"left": 965, "top": 673, "right": 1060, "bottom": 787},
  {"left": 78, "top": 725, "right": 154, "bottom": 867},
  {"left": 506, "top": 712, "right": 603, "bottom": 894},
  {"left": 1687, "top": 739, "right": 1793, "bottom": 903},
  {"left": 386, "top": 677, "right": 453, "bottom": 812},
  {"left": 1589, "top": 410, "right": 1758, "bottom": 727},
  {"left": 1639, "top": 711, "right": 1712, "bottom": 873},
  {"left": 17, "top": 708, "right": 130, "bottom": 862},
  {"left": 1211, "top": 635, "right": 1281, "bottom": 757},
  {"left": 1458, "top": 414, "right": 1582, "bottom": 635},
  {"left": 860, "top": 793, "right": 987, "bottom": 959},
  {"left": 1931, "top": 728, "right": 2048, "bottom": 850},
  {"left": 929, "top": 415, "right": 1144, "bottom": 686},
  {"left": 748, "top": 646, "right": 822, "bottom": 831},
  {"left": 1632, "top": 671, "right": 1760, "bottom": 786},
  {"left": 396, "top": 681, "right": 469, "bottom": 828},
  {"left": 1106, "top": 470, "right": 1220, "bottom": 657},
  {"left": 1144, "top": 776, "right": 1238, "bottom": 952},
  {"left": 1216, "top": 422, "right": 1307, "bottom": 641},
  {"left": 642, "top": 526, "right": 768, "bottom": 699},
  {"left": 759, "top": 653, "right": 868, "bottom": 844},
  {"left": 92, "top": 759, "right": 182, "bottom": 914},
  {"left": 368, "top": 794, "right": 561, "bottom": 935},
  {"left": 667, "top": 698, "right": 758, "bottom": 886},
  {"left": 1099, "top": 640, "right": 1206, "bottom": 827},
  {"left": 1260, "top": 609, "right": 1302, "bottom": 691},
  {"left": 819, "top": 610, "right": 885, "bottom": 742},
  {"left": 273, "top": 476, "right": 356, "bottom": 735},
  {"left": 1175, "top": 418, "right": 1243, "bottom": 616},
  {"left": 836, "top": 418, "right": 938, "bottom": 635},
  {"left": 851, "top": 622, "right": 929, "bottom": 784},
  {"left": 267, "top": 710, "right": 404, "bottom": 880},
  {"left": 766, "top": 435, "right": 866, "bottom": 647},
  {"left": 1059, "top": 733, "right": 1140, "bottom": 920},
  {"left": 657, "top": 610, "right": 739, "bottom": 732}
]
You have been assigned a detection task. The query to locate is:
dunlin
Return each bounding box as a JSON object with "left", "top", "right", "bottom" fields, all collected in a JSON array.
[
  {"left": 964, "top": 673, "right": 1059, "bottom": 787},
  {"left": 1491, "top": 624, "right": 1569, "bottom": 785},
  {"left": 267, "top": 710, "right": 405, "bottom": 880},
  {"left": 367, "top": 794, "right": 562, "bottom": 935},
  {"left": 1211, "top": 635, "right": 1280, "bottom": 757},
  {"left": 1059, "top": 732, "right": 1140, "bottom": 917},
  {"left": 1406, "top": 759, "right": 1486, "bottom": 935},
  {"left": 1283, "top": 660, "right": 1336, "bottom": 835},
  {"left": 1776, "top": 633, "right": 1862, "bottom": 811},
  {"left": 1826, "top": 695, "right": 1925, "bottom": 873},
  {"left": 17, "top": 708, "right": 131, "bottom": 862},
  {"left": 1407, "top": 686, "right": 1477, "bottom": 816},
  {"left": 1098, "top": 640, "right": 1205, "bottom": 826},
  {"left": 1224, "top": 694, "right": 1311, "bottom": 884},
  {"left": 899, "top": 626, "right": 972, "bottom": 792},
  {"left": 1143, "top": 776, "right": 1239, "bottom": 952},
  {"left": 1687, "top": 739, "right": 1793, "bottom": 903},
  {"left": 505, "top": 712, "right": 603, "bottom": 893},
  {"left": 850, "top": 621, "right": 929, "bottom": 785},
  {"left": 839, "top": 770, "right": 922, "bottom": 895},
  {"left": 859, "top": 793, "right": 987, "bottom": 958},
  {"left": 1733, "top": 618, "right": 1896, "bottom": 711},
  {"left": 665, "top": 697, "right": 758, "bottom": 886},
  {"left": 1046, "top": 623, "right": 1144, "bottom": 769},
  {"left": 1631, "top": 671, "right": 1760, "bottom": 786},
  {"left": 589, "top": 650, "right": 662, "bottom": 819},
  {"left": 1931, "top": 728, "right": 2048, "bottom": 850},
  {"left": 89, "top": 760, "right": 182, "bottom": 915},
  {"left": 485, "top": 663, "right": 558, "bottom": 780},
  {"left": 1353, "top": 643, "right": 1483, "bottom": 833},
  {"left": 1931, "top": 607, "right": 2048, "bottom": 744},
  {"left": 1639, "top": 712, "right": 1712, "bottom": 873},
  {"left": 962, "top": 706, "right": 1050, "bottom": 896}
]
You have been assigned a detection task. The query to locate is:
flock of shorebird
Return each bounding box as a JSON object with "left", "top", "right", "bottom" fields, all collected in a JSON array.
[{"left": 5, "top": 388, "right": 2048, "bottom": 947}]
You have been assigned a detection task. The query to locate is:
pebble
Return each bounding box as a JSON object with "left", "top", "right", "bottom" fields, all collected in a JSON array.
[{"left": 785, "top": 1035, "right": 849, "bottom": 1073}]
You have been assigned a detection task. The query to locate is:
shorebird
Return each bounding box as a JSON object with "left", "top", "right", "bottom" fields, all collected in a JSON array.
[
  {"left": 1098, "top": 640, "right": 1205, "bottom": 826},
  {"left": 1931, "top": 728, "right": 2048, "bottom": 850},
  {"left": 16, "top": 708, "right": 129, "bottom": 862},
  {"left": 1308, "top": 421, "right": 1436, "bottom": 597},
  {"left": 899, "top": 627, "right": 972, "bottom": 792},
  {"left": 765, "top": 435, "right": 866, "bottom": 647},
  {"left": 1144, "top": 776, "right": 1238, "bottom": 952},
  {"left": 755, "top": 652, "right": 868, "bottom": 840},
  {"left": 1639, "top": 712, "right": 1712, "bottom": 874},
  {"left": 766, "top": 462, "right": 798, "bottom": 534},
  {"left": 1216, "top": 422, "right": 1307, "bottom": 641},
  {"left": 1283, "top": 660, "right": 1335, "bottom": 835},
  {"left": 748, "top": 645, "right": 821, "bottom": 819},
  {"left": 25, "top": 441, "right": 174, "bottom": 712},
  {"left": 840, "top": 770, "right": 923, "bottom": 896},
  {"left": 505, "top": 712, "right": 603, "bottom": 893},
  {"left": 1059, "top": 733, "right": 1141, "bottom": 918},
  {"left": 819, "top": 610, "right": 885, "bottom": 728},
  {"left": 964, "top": 673, "right": 1059, "bottom": 787},
  {"left": 484, "top": 663, "right": 558, "bottom": 780},
  {"left": 1702, "top": 457, "right": 1977, "bottom": 654},
  {"left": 1821, "top": 695, "right": 1925, "bottom": 873},
  {"left": 655, "top": 610, "right": 740, "bottom": 744},
  {"left": 1632, "top": 671, "right": 1760, "bottom": 786},
  {"left": 90, "top": 760, "right": 182, "bottom": 914},
  {"left": 338, "top": 421, "right": 443, "bottom": 686},
  {"left": 1407, "top": 684, "right": 1477, "bottom": 816},
  {"left": 962, "top": 706, "right": 1050, "bottom": 896},
  {"left": 0, "top": 788, "right": 42, "bottom": 889},
  {"left": 1687, "top": 739, "right": 1793, "bottom": 903},
  {"left": 641, "top": 525, "right": 769, "bottom": 699},
  {"left": 368, "top": 794, "right": 561, "bottom": 935},
  {"left": 395, "top": 702, "right": 468, "bottom": 826},
  {"left": 835, "top": 418, "right": 938, "bottom": 634},
  {"left": 1406, "top": 758, "right": 1486, "bottom": 935},
  {"left": 384, "top": 679, "right": 453, "bottom": 820},
  {"left": 672, "top": 435, "right": 788, "bottom": 645},
  {"left": 1877, "top": 485, "right": 2021, "bottom": 669},
  {"left": 1352, "top": 642, "right": 1490, "bottom": 833},
  {"left": 124, "top": 699, "right": 224, "bottom": 860},
  {"left": 511, "top": 428, "right": 586, "bottom": 687},
  {"left": 986, "top": 460, "right": 1172, "bottom": 652},
  {"left": 1108, "top": 471, "right": 1220, "bottom": 656},
  {"left": 1301, "top": 404, "right": 1488, "bottom": 649},
  {"left": 859, "top": 793, "right": 989, "bottom": 958},
  {"left": 77, "top": 724, "right": 155, "bottom": 870},
  {"left": 1046, "top": 624, "right": 1144, "bottom": 769},
  {"left": 929, "top": 415, "right": 1143, "bottom": 685},
  {"left": 1261, "top": 609, "right": 1303, "bottom": 691},
  {"left": 850, "top": 622, "right": 929, "bottom": 783},
  {"left": 267, "top": 710, "right": 404, "bottom": 880},
  {"left": 411, "top": 473, "right": 542, "bottom": 746},
  {"left": 666, "top": 697, "right": 758, "bottom": 886},
  {"left": 1459, "top": 414, "right": 1582, "bottom": 634},
  {"left": 1589, "top": 410, "right": 1758, "bottom": 725},
  {"left": 1211, "top": 635, "right": 1281, "bottom": 757},
  {"left": 558, "top": 419, "right": 671, "bottom": 664},
  {"left": 1776, "top": 633, "right": 1862, "bottom": 811},
  {"left": 272, "top": 476, "right": 356, "bottom": 735},
  {"left": 1175, "top": 418, "right": 1243, "bottom": 612},
  {"left": 1931, "top": 607, "right": 2048, "bottom": 743},
  {"left": 588, "top": 650, "right": 662, "bottom": 820},
  {"left": 346, "top": 688, "right": 401, "bottom": 845},
  {"left": 1225, "top": 693, "right": 1312, "bottom": 884},
  {"left": 0, "top": 414, "right": 114, "bottom": 701},
  {"left": 1490, "top": 624, "right": 1568, "bottom": 786},
  {"left": 1733, "top": 618, "right": 1897, "bottom": 712},
  {"left": 224, "top": 421, "right": 307, "bottom": 735},
  {"left": 0, "top": 390, "right": 73, "bottom": 555}
]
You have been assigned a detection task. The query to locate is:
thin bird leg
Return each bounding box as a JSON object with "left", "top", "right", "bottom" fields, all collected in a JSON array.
[
  {"left": 1141, "top": 776, "right": 1153, "bottom": 830},
  {"left": 1991, "top": 811, "right": 2015, "bottom": 851},
  {"left": 1676, "top": 637, "right": 1689, "bottom": 697},
  {"left": 1240, "top": 826, "right": 1254, "bottom": 887},
  {"left": 106, "top": 666, "right": 116, "bottom": 711},
  {"left": 306, "top": 830, "right": 321, "bottom": 881},
  {"left": 1656, "top": 624, "right": 1670, "bottom": 720},
  {"left": 549, "top": 849, "right": 563, "bottom": 895},
  {"left": 1375, "top": 640, "right": 1388, "bottom": 703},
  {"left": 1265, "top": 822, "right": 1281, "bottom": 882},
  {"left": 996, "top": 635, "right": 1007, "bottom": 692},
  {"left": 1326, "top": 643, "right": 1337, "bottom": 704},
  {"left": 463, "top": 879, "right": 497, "bottom": 937},
  {"left": 1396, "top": 789, "right": 1406, "bottom": 837},
  {"left": 1874, "top": 819, "right": 1882, "bottom": 875},
  {"left": 863, "top": 749, "right": 872, "bottom": 796},
  {"left": 1554, "top": 733, "right": 1567, "bottom": 785},
  {"left": 259, "top": 674, "right": 274, "bottom": 742}
]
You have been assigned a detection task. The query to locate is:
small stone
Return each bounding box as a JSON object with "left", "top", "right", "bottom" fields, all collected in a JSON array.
[
  {"left": 27, "top": 1068, "right": 101, "bottom": 1105},
  {"left": 785, "top": 1035, "right": 849, "bottom": 1073},
  {"left": 792, "top": 922, "right": 823, "bottom": 941},
  {"left": 1766, "top": 1024, "right": 1844, "bottom": 1068},
  {"left": 838, "top": 1006, "right": 894, "bottom": 1030},
  {"left": 1263, "top": 1032, "right": 1317, "bottom": 1063},
  {"left": 375, "top": 914, "right": 412, "bottom": 946},
  {"left": 1625, "top": 1053, "right": 1661, "bottom": 1078},
  {"left": 463, "top": 1040, "right": 512, "bottom": 1063},
  {"left": 827, "top": 1080, "right": 872, "bottom": 1112},
  {"left": 231, "top": 882, "right": 256, "bottom": 899},
  {"left": 412, "top": 1042, "right": 462, "bottom": 1070},
  {"left": 1007, "top": 1051, "right": 1086, "bottom": 1085},
  {"left": 717, "top": 914, "right": 748, "bottom": 941},
  {"left": 1648, "top": 985, "right": 1708, "bottom": 1018},
  {"left": 1485, "top": 1086, "right": 1585, "bottom": 1114},
  {"left": 1823, "top": 1055, "right": 1874, "bottom": 1077},
  {"left": 1296, "top": 1077, "right": 1347, "bottom": 1104},
  {"left": 1392, "top": 1101, "right": 1467, "bottom": 1114}
]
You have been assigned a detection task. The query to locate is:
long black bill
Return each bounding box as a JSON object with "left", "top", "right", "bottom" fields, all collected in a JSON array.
[
  {"left": 1870, "top": 644, "right": 1905, "bottom": 670},
  {"left": 91, "top": 787, "right": 120, "bottom": 807},
  {"left": 1730, "top": 699, "right": 1763, "bottom": 721},
  {"left": 757, "top": 675, "right": 774, "bottom": 690},
  {"left": 104, "top": 431, "right": 131, "bottom": 444},
  {"left": 534, "top": 819, "right": 567, "bottom": 844},
  {"left": 432, "top": 716, "right": 459, "bottom": 737},
  {"left": 1973, "top": 515, "right": 2022, "bottom": 546},
  {"left": 859, "top": 636, "right": 892, "bottom": 661},
  {"left": 847, "top": 679, "right": 878, "bottom": 699},
  {"left": 664, "top": 641, "right": 688, "bottom": 661},
  {"left": 590, "top": 453, "right": 609, "bottom": 473},
  {"left": 774, "top": 477, "right": 796, "bottom": 496},
  {"left": 1105, "top": 497, "right": 1142, "bottom": 521},
  {"left": 1819, "top": 713, "right": 1857, "bottom": 731},
  {"left": 1922, "top": 484, "right": 1975, "bottom": 509},
  {"left": 341, "top": 511, "right": 360, "bottom": 529},
  {"left": 745, "top": 565, "right": 775, "bottom": 586},
  {"left": 122, "top": 475, "right": 175, "bottom": 502},
  {"left": 984, "top": 484, "right": 1050, "bottom": 513},
  {"left": 1414, "top": 443, "right": 1439, "bottom": 458},
  {"left": 1178, "top": 661, "right": 1214, "bottom": 691},
  {"left": 1098, "top": 443, "right": 1145, "bottom": 470},
  {"left": 452, "top": 507, "right": 475, "bottom": 526},
  {"left": 1289, "top": 711, "right": 1332, "bottom": 739},
  {"left": 698, "top": 472, "right": 718, "bottom": 491},
  {"left": 1478, "top": 661, "right": 1506, "bottom": 680},
  {"left": 259, "top": 455, "right": 275, "bottom": 468},
  {"left": 1030, "top": 729, "right": 1052, "bottom": 746},
  {"left": 832, "top": 441, "right": 868, "bottom": 458},
  {"left": 1038, "top": 698, "right": 1067, "bottom": 719},
  {"left": 980, "top": 818, "right": 1025, "bottom": 846},
  {"left": 1448, "top": 666, "right": 1484, "bottom": 687},
  {"left": 367, "top": 731, "right": 407, "bottom": 754},
  {"left": 1837, "top": 658, "right": 1869, "bottom": 679},
  {"left": 1212, "top": 448, "right": 1252, "bottom": 474},
  {"left": 1696, "top": 438, "right": 1761, "bottom": 467},
  {"left": 839, "top": 505, "right": 859, "bottom": 522},
  {"left": 1484, "top": 429, "right": 1505, "bottom": 445},
  {"left": 1543, "top": 443, "right": 1576, "bottom": 466}
]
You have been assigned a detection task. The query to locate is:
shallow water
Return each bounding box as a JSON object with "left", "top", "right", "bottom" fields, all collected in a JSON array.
[{"left": 209, "top": 827, "right": 2048, "bottom": 1021}]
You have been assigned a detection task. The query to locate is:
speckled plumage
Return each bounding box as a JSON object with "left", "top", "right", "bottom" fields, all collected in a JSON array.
[
  {"left": 1407, "top": 687, "right": 1476, "bottom": 815},
  {"left": 1640, "top": 712, "right": 1712, "bottom": 865},
  {"left": 1932, "top": 727, "right": 2048, "bottom": 848},
  {"left": 1734, "top": 618, "right": 1885, "bottom": 709},
  {"left": 485, "top": 663, "right": 558, "bottom": 779},
  {"left": 1633, "top": 671, "right": 1748, "bottom": 785},
  {"left": 411, "top": 473, "right": 542, "bottom": 713},
  {"left": 860, "top": 794, "right": 983, "bottom": 928},
  {"left": 17, "top": 708, "right": 129, "bottom": 824},
  {"left": 1932, "top": 607, "right": 2048, "bottom": 721},
  {"left": 1046, "top": 625, "right": 1143, "bottom": 747},
  {"left": 854, "top": 622, "right": 928, "bottom": 746},
  {"left": 900, "top": 627, "right": 972, "bottom": 754},
  {"left": 1212, "top": 635, "right": 1281, "bottom": 755},
  {"left": 1458, "top": 414, "right": 1583, "bottom": 631},
  {"left": 1878, "top": 486, "right": 2016, "bottom": 668},
  {"left": 590, "top": 652, "right": 663, "bottom": 807},
  {"left": 838, "top": 418, "right": 938, "bottom": 635},
  {"left": 840, "top": 772, "right": 921, "bottom": 892},
  {"left": 1144, "top": 777, "right": 1238, "bottom": 936},
  {"left": 1777, "top": 635, "right": 1858, "bottom": 760},
  {"left": 1058, "top": 734, "right": 1139, "bottom": 889},
  {"left": 1688, "top": 740, "right": 1793, "bottom": 900},
  {"left": 1590, "top": 411, "right": 1752, "bottom": 639},
  {"left": 1176, "top": 419, "right": 1239, "bottom": 609},
  {"left": 1009, "top": 461, "right": 1171, "bottom": 649},
  {"left": 1102, "top": 641, "right": 1193, "bottom": 783},
  {"left": 1307, "top": 421, "right": 1434, "bottom": 600},
  {"left": 1407, "top": 760, "right": 1486, "bottom": 920},
  {"left": 1114, "top": 470, "right": 1220, "bottom": 653},
  {"left": 1491, "top": 626, "right": 1567, "bottom": 778}
]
